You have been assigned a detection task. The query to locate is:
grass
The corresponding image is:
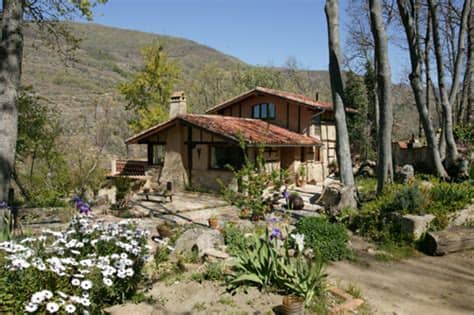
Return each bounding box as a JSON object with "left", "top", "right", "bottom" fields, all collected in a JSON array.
[{"left": 192, "top": 302, "right": 206, "bottom": 312}]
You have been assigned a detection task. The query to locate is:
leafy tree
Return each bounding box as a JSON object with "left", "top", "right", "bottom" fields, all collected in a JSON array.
[
  {"left": 119, "top": 43, "right": 180, "bottom": 132},
  {"left": 345, "top": 71, "right": 374, "bottom": 161},
  {"left": 0, "top": 0, "right": 108, "bottom": 221}
]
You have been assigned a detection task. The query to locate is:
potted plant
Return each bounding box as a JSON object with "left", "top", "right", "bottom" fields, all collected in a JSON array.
[
  {"left": 156, "top": 222, "right": 174, "bottom": 238},
  {"left": 296, "top": 164, "right": 307, "bottom": 187},
  {"left": 281, "top": 295, "right": 305, "bottom": 315},
  {"left": 208, "top": 215, "right": 220, "bottom": 229}
]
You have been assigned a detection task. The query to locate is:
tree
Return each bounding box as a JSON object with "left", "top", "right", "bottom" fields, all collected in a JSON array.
[
  {"left": 397, "top": 0, "right": 448, "bottom": 178},
  {"left": 369, "top": 0, "right": 394, "bottom": 194},
  {"left": 0, "top": 0, "right": 107, "bottom": 208},
  {"left": 324, "top": 0, "right": 355, "bottom": 188},
  {"left": 119, "top": 43, "right": 180, "bottom": 133},
  {"left": 345, "top": 71, "right": 373, "bottom": 161},
  {"left": 428, "top": 0, "right": 469, "bottom": 167}
]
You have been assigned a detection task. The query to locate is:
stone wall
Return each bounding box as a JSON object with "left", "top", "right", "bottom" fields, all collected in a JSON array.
[{"left": 191, "top": 169, "right": 235, "bottom": 191}]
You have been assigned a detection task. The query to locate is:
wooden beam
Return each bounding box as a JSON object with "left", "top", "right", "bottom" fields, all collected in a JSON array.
[
  {"left": 239, "top": 103, "right": 242, "bottom": 117},
  {"left": 147, "top": 143, "right": 153, "bottom": 165},
  {"left": 187, "top": 126, "right": 193, "bottom": 185},
  {"left": 286, "top": 102, "right": 290, "bottom": 129},
  {"left": 298, "top": 105, "right": 301, "bottom": 133}
]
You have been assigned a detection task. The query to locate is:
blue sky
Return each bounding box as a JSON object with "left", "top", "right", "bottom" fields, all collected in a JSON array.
[{"left": 91, "top": 0, "right": 406, "bottom": 80}]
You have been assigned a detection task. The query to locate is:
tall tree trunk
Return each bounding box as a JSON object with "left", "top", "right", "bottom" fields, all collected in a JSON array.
[
  {"left": 0, "top": 0, "right": 23, "bottom": 213},
  {"left": 324, "top": 0, "right": 355, "bottom": 187},
  {"left": 369, "top": 0, "right": 394, "bottom": 194},
  {"left": 467, "top": 0, "right": 474, "bottom": 123},
  {"left": 397, "top": 0, "right": 448, "bottom": 178},
  {"left": 429, "top": 0, "right": 459, "bottom": 166}
]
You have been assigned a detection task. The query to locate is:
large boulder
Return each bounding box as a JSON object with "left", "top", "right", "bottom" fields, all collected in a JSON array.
[
  {"left": 448, "top": 204, "right": 474, "bottom": 227},
  {"left": 396, "top": 164, "right": 415, "bottom": 184},
  {"left": 174, "top": 227, "right": 224, "bottom": 258},
  {"left": 400, "top": 214, "right": 436, "bottom": 240},
  {"left": 317, "top": 180, "right": 357, "bottom": 217}
]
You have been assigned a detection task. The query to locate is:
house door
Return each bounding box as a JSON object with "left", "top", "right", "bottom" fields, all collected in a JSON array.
[{"left": 280, "top": 147, "right": 295, "bottom": 170}]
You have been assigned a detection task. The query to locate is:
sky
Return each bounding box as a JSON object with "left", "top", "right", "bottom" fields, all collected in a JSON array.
[{"left": 91, "top": 0, "right": 406, "bottom": 80}]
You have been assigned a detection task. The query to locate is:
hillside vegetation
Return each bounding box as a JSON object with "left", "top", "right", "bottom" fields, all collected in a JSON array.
[{"left": 22, "top": 22, "right": 418, "bottom": 158}]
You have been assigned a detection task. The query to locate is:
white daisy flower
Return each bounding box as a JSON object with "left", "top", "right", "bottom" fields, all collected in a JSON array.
[
  {"left": 81, "top": 298, "right": 90, "bottom": 307},
  {"left": 103, "top": 278, "right": 113, "bottom": 287},
  {"left": 81, "top": 280, "right": 93, "bottom": 290},
  {"left": 71, "top": 278, "right": 80, "bottom": 286},
  {"left": 46, "top": 302, "right": 59, "bottom": 313},
  {"left": 24, "top": 303, "right": 38, "bottom": 313},
  {"left": 42, "top": 290, "right": 53, "bottom": 299},
  {"left": 64, "top": 304, "right": 76, "bottom": 314}
]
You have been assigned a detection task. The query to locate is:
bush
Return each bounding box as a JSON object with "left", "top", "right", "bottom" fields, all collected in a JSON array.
[
  {"left": 0, "top": 216, "right": 149, "bottom": 314},
  {"left": 295, "top": 217, "right": 351, "bottom": 261},
  {"left": 223, "top": 224, "right": 250, "bottom": 256},
  {"left": 382, "top": 185, "right": 428, "bottom": 215},
  {"left": 203, "top": 262, "right": 225, "bottom": 281}
]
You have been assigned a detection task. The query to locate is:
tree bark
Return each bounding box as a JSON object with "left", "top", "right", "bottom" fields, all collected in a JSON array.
[
  {"left": 369, "top": 0, "right": 394, "bottom": 194},
  {"left": 423, "top": 227, "right": 474, "bottom": 256},
  {"left": 324, "top": 0, "right": 355, "bottom": 188},
  {"left": 466, "top": 0, "right": 474, "bottom": 123},
  {"left": 397, "top": 0, "right": 448, "bottom": 178},
  {"left": 429, "top": 0, "right": 459, "bottom": 166},
  {"left": 0, "top": 0, "right": 23, "bottom": 206}
]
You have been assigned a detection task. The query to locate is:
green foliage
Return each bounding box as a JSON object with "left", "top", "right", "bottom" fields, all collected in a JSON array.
[
  {"left": 382, "top": 185, "right": 428, "bottom": 215},
  {"left": 203, "top": 262, "right": 225, "bottom": 281},
  {"left": 295, "top": 217, "right": 351, "bottom": 262},
  {"left": 119, "top": 43, "right": 180, "bottom": 132},
  {"left": 154, "top": 246, "right": 170, "bottom": 267},
  {"left": 112, "top": 177, "right": 133, "bottom": 204},
  {"left": 223, "top": 224, "right": 250, "bottom": 256},
  {"left": 453, "top": 123, "right": 474, "bottom": 146},
  {"left": 345, "top": 71, "right": 374, "bottom": 160},
  {"left": 227, "top": 231, "right": 277, "bottom": 292},
  {"left": 275, "top": 250, "right": 326, "bottom": 306},
  {"left": 0, "top": 217, "right": 148, "bottom": 314},
  {"left": 226, "top": 229, "right": 327, "bottom": 306},
  {"left": 220, "top": 145, "right": 288, "bottom": 219}
]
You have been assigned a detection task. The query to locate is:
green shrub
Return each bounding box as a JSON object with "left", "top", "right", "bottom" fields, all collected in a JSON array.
[
  {"left": 154, "top": 246, "right": 170, "bottom": 267},
  {"left": 382, "top": 185, "right": 428, "bottom": 215},
  {"left": 295, "top": 217, "right": 351, "bottom": 261},
  {"left": 203, "top": 262, "right": 225, "bottom": 281},
  {"left": 223, "top": 224, "right": 249, "bottom": 256}
]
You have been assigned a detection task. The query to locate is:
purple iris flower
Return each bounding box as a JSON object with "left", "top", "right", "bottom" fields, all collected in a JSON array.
[
  {"left": 269, "top": 228, "right": 282, "bottom": 240},
  {"left": 0, "top": 201, "right": 7, "bottom": 208},
  {"left": 283, "top": 190, "right": 289, "bottom": 199},
  {"left": 73, "top": 195, "right": 81, "bottom": 203},
  {"left": 79, "top": 204, "right": 90, "bottom": 214}
]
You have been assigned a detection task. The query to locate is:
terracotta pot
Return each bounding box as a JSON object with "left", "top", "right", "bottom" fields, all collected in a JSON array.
[
  {"left": 281, "top": 295, "right": 304, "bottom": 315},
  {"left": 156, "top": 224, "right": 173, "bottom": 238},
  {"left": 208, "top": 218, "right": 219, "bottom": 229},
  {"left": 239, "top": 208, "right": 252, "bottom": 219}
]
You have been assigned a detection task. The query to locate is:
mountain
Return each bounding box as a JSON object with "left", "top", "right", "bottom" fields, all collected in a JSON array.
[{"left": 21, "top": 22, "right": 418, "bottom": 158}]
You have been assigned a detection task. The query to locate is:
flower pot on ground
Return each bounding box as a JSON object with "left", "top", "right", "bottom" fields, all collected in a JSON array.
[
  {"left": 208, "top": 216, "right": 220, "bottom": 229},
  {"left": 156, "top": 223, "right": 174, "bottom": 238},
  {"left": 281, "top": 295, "right": 304, "bottom": 315}
]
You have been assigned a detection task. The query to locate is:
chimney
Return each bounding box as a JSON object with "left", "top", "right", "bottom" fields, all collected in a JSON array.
[{"left": 169, "top": 91, "right": 187, "bottom": 118}]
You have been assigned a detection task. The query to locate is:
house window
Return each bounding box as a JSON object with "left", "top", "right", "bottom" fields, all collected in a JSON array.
[
  {"left": 152, "top": 145, "right": 164, "bottom": 165},
  {"left": 210, "top": 146, "right": 244, "bottom": 170},
  {"left": 251, "top": 103, "right": 276, "bottom": 120}
]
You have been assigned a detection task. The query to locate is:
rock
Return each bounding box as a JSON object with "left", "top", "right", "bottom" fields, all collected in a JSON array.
[
  {"left": 288, "top": 194, "right": 304, "bottom": 210},
  {"left": 174, "top": 227, "right": 224, "bottom": 258},
  {"left": 419, "top": 180, "right": 434, "bottom": 191},
  {"left": 356, "top": 160, "right": 376, "bottom": 177},
  {"left": 97, "top": 186, "right": 117, "bottom": 204},
  {"left": 317, "top": 181, "right": 357, "bottom": 217},
  {"left": 449, "top": 204, "right": 474, "bottom": 227},
  {"left": 400, "top": 214, "right": 436, "bottom": 240},
  {"left": 104, "top": 303, "right": 162, "bottom": 315},
  {"left": 128, "top": 206, "right": 150, "bottom": 218},
  {"left": 396, "top": 164, "right": 415, "bottom": 184},
  {"left": 203, "top": 248, "right": 230, "bottom": 260}
]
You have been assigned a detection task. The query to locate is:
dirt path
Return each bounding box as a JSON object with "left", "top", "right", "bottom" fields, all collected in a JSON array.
[{"left": 327, "top": 244, "right": 474, "bottom": 315}]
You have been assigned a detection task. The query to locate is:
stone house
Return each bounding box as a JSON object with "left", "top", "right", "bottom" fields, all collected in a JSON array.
[{"left": 120, "top": 87, "right": 348, "bottom": 191}]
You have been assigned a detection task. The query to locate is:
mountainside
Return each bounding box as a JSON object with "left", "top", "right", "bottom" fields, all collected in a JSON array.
[{"left": 22, "top": 22, "right": 418, "bottom": 158}]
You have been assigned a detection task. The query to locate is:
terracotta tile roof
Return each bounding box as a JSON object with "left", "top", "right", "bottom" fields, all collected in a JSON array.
[
  {"left": 126, "top": 114, "right": 321, "bottom": 146},
  {"left": 206, "top": 86, "right": 355, "bottom": 114}
]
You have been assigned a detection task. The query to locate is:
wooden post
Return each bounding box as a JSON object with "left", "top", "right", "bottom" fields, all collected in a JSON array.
[{"left": 187, "top": 126, "right": 193, "bottom": 186}]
